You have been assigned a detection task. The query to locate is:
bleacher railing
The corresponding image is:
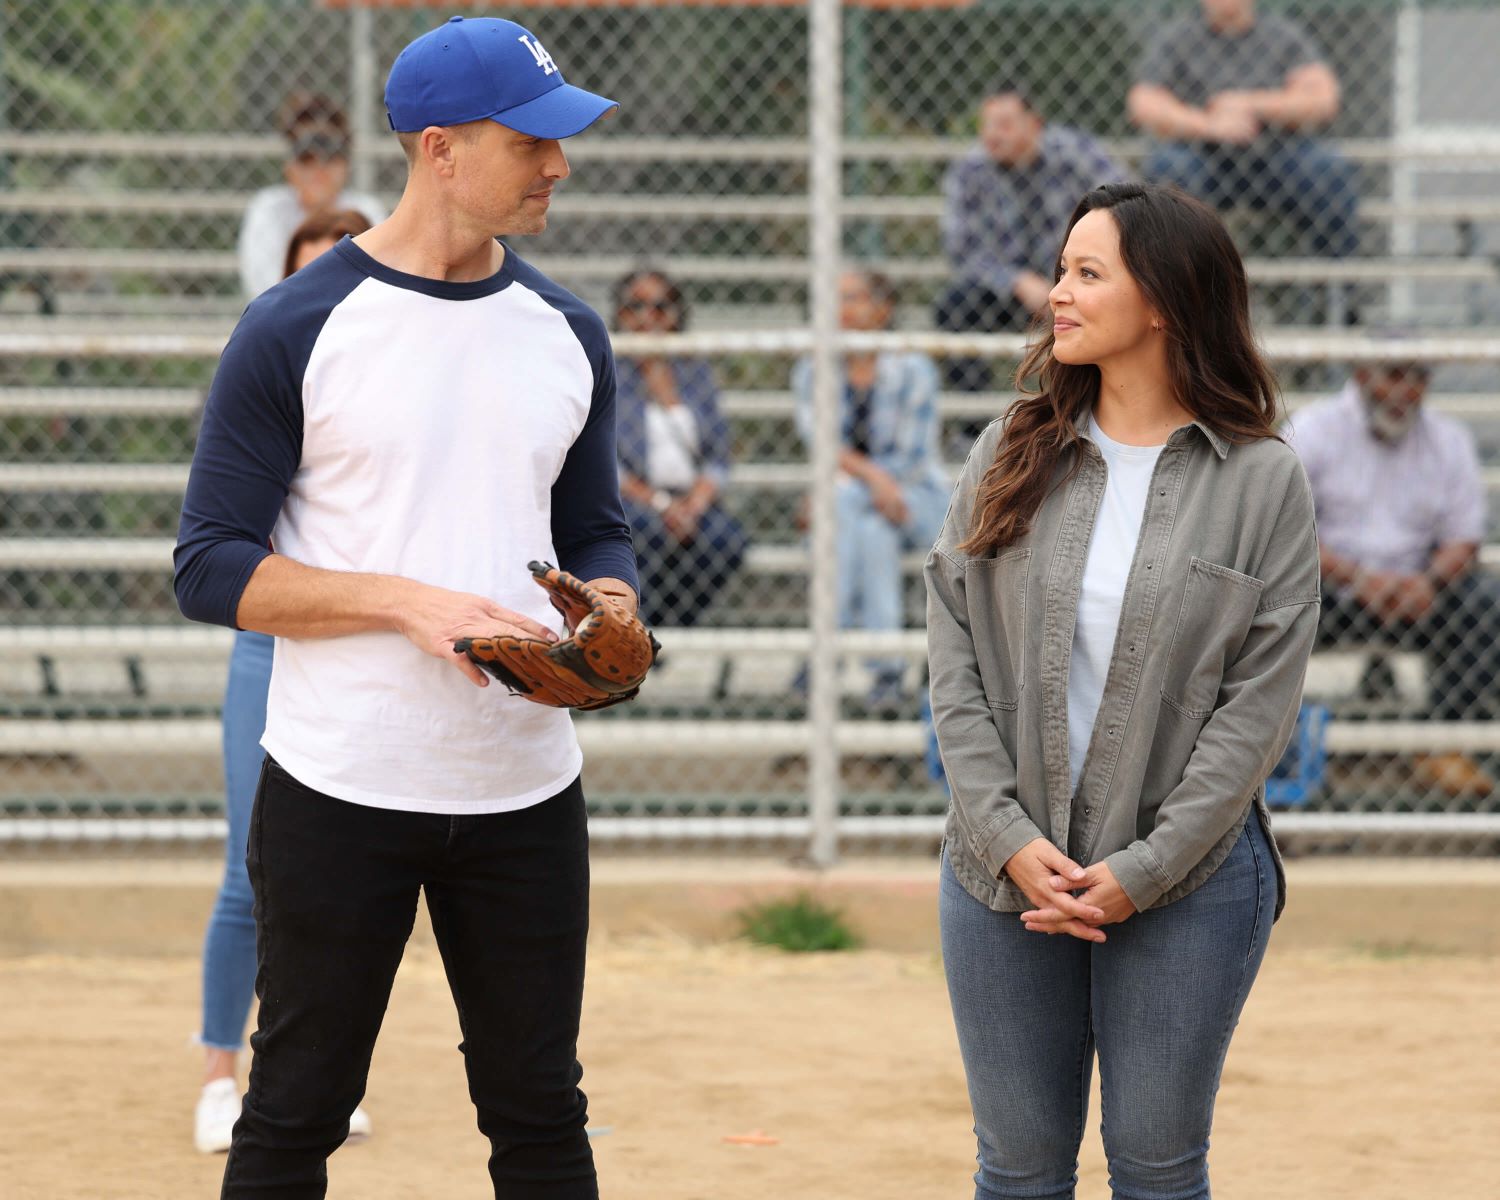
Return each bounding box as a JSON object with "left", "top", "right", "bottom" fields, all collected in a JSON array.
[{"left": 4, "top": 1, "right": 1500, "bottom": 857}]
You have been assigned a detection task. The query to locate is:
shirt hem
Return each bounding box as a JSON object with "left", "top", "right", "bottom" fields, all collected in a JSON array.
[{"left": 258, "top": 736, "right": 584, "bottom": 815}]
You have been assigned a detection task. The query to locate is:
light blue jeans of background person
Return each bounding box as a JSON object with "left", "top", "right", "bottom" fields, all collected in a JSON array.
[
  {"left": 199, "top": 629, "right": 274, "bottom": 1051},
  {"left": 940, "top": 816, "right": 1275, "bottom": 1200},
  {"left": 836, "top": 475, "right": 950, "bottom": 677}
]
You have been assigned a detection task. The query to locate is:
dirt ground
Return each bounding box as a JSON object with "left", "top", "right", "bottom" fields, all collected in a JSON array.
[{"left": 3, "top": 912, "right": 1497, "bottom": 1200}]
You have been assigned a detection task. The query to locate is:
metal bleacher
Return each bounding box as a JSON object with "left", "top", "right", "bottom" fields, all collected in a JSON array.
[{"left": 5, "top": 130, "right": 1500, "bottom": 844}]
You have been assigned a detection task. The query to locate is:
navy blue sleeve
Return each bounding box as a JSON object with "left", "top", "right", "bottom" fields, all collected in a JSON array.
[
  {"left": 550, "top": 341, "right": 640, "bottom": 590},
  {"left": 173, "top": 257, "right": 363, "bottom": 627},
  {"left": 514, "top": 258, "right": 639, "bottom": 594}
]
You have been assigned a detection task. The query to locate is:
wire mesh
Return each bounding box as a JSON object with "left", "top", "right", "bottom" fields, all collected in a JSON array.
[{"left": 3, "top": 1, "right": 1500, "bottom": 857}]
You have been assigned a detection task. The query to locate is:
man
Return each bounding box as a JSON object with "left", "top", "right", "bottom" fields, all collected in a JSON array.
[
  {"left": 1287, "top": 354, "right": 1499, "bottom": 795},
  {"left": 936, "top": 84, "right": 1125, "bottom": 381},
  {"left": 1128, "top": 0, "right": 1358, "bottom": 262},
  {"left": 174, "top": 16, "right": 633, "bottom": 1197},
  {"left": 236, "top": 92, "right": 386, "bottom": 298}
]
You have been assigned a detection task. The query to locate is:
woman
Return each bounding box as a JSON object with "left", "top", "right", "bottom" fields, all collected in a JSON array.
[
  {"left": 236, "top": 93, "right": 386, "bottom": 299},
  {"left": 194, "top": 209, "right": 375, "bottom": 1154},
  {"left": 614, "top": 268, "right": 748, "bottom": 627},
  {"left": 794, "top": 269, "right": 950, "bottom": 706},
  {"left": 927, "top": 182, "right": 1319, "bottom": 1199}
]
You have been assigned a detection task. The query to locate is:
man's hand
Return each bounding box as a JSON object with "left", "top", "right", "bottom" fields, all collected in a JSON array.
[
  {"left": 1012, "top": 270, "right": 1054, "bottom": 315},
  {"left": 1203, "top": 94, "right": 1261, "bottom": 144},
  {"left": 1388, "top": 574, "right": 1437, "bottom": 623},
  {"left": 1022, "top": 860, "right": 1136, "bottom": 938},
  {"left": 396, "top": 581, "right": 558, "bottom": 687},
  {"left": 1003, "top": 838, "right": 1106, "bottom": 943}
]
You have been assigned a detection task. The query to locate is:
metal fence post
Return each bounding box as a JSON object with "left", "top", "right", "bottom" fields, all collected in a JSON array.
[
  {"left": 807, "top": 0, "right": 843, "bottom": 867},
  {"left": 349, "top": 4, "right": 377, "bottom": 197}
]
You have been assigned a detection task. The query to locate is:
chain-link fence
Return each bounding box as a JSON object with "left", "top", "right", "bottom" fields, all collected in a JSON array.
[{"left": 3, "top": 0, "right": 1500, "bottom": 857}]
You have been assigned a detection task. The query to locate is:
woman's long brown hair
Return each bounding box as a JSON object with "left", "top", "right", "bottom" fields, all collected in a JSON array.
[{"left": 960, "top": 182, "right": 1281, "bottom": 555}]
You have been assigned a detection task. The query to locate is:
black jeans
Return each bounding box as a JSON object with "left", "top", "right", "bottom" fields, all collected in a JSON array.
[{"left": 223, "top": 759, "right": 596, "bottom": 1199}]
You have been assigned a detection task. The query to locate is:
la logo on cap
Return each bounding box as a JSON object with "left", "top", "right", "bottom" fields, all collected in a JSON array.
[{"left": 519, "top": 35, "right": 557, "bottom": 77}]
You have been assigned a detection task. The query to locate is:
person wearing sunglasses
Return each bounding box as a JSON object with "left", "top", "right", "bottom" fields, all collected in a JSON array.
[
  {"left": 613, "top": 268, "right": 747, "bottom": 626},
  {"left": 236, "top": 92, "right": 386, "bottom": 300}
]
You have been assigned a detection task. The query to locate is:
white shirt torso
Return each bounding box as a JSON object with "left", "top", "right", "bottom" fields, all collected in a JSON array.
[
  {"left": 1067, "top": 416, "right": 1165, "bottom": 791},
  {"left": 645, "top": 402, "right": 700, "bottom": 492}
]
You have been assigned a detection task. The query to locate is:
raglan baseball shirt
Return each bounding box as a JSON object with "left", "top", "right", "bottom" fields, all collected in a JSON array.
[{"left": 174, "top": 237, "right": 638, "bottom": 814}]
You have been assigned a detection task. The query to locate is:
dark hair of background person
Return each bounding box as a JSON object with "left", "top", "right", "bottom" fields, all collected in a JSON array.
[
  {"left": 281, "top": 208, "right": 373, "bottom": 280},
  {"left": 276, "top": 91, "right": 350, "bottom": 141},
  {"left": 962, "top": 181, "right": 1281, "bottom": 555},
  {"left": 612, "top": 268, "right": 689, "bottom": 332},
  {"left": 981, "top": 81, "right": 1037, "bottom": 111}
]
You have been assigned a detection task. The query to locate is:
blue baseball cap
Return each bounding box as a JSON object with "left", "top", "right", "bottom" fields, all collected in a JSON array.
[{"left": 385, "top": 16, "right": 617, "bottom": 139}]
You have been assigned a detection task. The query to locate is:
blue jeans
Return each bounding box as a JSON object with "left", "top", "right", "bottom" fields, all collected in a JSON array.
[
  {"left": 200, "top": 629, "right": 274, "bottom": 1051},
  {"left": 940, "top": 817, "right": 1275, "bottom": 1200},
  {"left": 837, "top": 475, "right": 949, "bottom": 675},
  {"left": 1144, "top": 137, "right": 1359, "bottom": 259}
]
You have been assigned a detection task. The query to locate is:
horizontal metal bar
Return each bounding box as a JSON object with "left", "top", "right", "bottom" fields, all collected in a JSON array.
[
  {"left": 5, "top": 329, "right": 1500, "bottom": 363},
  {"left": 13, "top": 458, "right": 1500, "bottom": 497},
  {"left": 7, "top": 538, "right": 1500, "bottom": 575},
  {"left": 0, "top": 718, "right": 928, "bottom": 758},
  {"left": 8, "top": 189, "right": 1500, "bottom": 226},
  {"left": 0, "top": 387, "right": 202, "bottom": 416},
  {"left": 10, "top": 710, "right": 1500, "bottom": 759},
  {"left": 3, "top": 386, "right": 1493, "bottom": 423},
  {"left": 3, "top": 132, "right": 1499, "bottom": 164},
  {"left": 1, "top": 811, "right": 1496, "bottom": 846},
  {"left": 2, "top": 247, "right": 1493, "bottom": 286},
  {"left": 0, "top": 625, "right": 926, "bottom": 658}
]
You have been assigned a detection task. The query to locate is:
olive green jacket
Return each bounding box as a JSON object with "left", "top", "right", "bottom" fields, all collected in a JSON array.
[{"left": 926, "top": 414, "right": 1320, "bottom": 918}]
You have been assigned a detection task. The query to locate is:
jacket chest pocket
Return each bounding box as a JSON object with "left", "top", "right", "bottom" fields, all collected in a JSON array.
[
  {"left": 965, "top": 547, "right": 1030, "bottom": 710},
  {"left": 1161, "top": 557, "right": 1266, "bottom": 719}
]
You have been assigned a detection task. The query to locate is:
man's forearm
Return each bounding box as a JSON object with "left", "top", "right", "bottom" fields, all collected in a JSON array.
[
  {"left": 1244, "top": 85, "right": 1336, "bottom": 130},
  {"left": 1427, "top": 542, "right": 1479, "bottom": 590},
  {"left": 1127, "top": 83, "right": 1208, "bottom": 139},
  {"left": 234, "top": 553, "right": 417, "bottom": 639}
]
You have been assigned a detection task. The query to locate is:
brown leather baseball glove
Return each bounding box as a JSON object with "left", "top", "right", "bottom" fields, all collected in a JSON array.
[{"left": 454, "top": 561, "right": 659, "bottom": 711}]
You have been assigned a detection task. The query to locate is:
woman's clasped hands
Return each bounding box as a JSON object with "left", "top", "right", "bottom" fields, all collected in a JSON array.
[{"left": 1003, "top": 837, "right": 1138, "bottom": 943}]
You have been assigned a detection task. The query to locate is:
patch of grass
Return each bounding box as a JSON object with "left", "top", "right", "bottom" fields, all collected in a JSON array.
[
  {"left": 735, "top": 892, "right": 862, "bottom": 953},
  {"left": 1350, "top": 938, "right": 1456, "bottom": 961}
]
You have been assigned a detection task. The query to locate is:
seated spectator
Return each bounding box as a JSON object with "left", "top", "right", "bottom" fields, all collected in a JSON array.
[
  {"left": 1127, "top": 0, "right": 1357, "bottom": 262},
  {"left": 613, "top": 268, "right": 748, "bottom": 627},
  {"left": 1287, "top": 348, "right": 1500, "bottom": 796},
  {"left": 794, "top": 269, "right": 951, "bottom": 707},
  {"left": 936, "top": 84, "right": 1125, "bottom": 390},
  {"left": 237, "top": 92, "right": 386, "bottom": 299}
]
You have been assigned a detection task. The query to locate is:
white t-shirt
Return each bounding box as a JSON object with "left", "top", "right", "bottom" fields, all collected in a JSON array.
[
  {"left": 645, "top": 402, "right": 700, "bottom": 492},
  {"left": 1067, "top": 416, "right": 1164, "bottom": 791}
]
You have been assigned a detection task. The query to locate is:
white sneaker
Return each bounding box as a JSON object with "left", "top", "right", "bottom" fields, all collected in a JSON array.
[
  {"left": 194, "top": 1077, "right": 241, "bottom": 1154},
  {"left": 347, "top": 1104, "right": 373, "bottom": 1141}
]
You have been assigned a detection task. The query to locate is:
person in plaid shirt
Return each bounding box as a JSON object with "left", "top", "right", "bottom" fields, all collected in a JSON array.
[{"left": 936, "top": 84, "right": 1126, "bottom": 390}]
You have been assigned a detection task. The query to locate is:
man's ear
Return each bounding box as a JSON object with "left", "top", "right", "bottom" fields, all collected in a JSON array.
[{"left": 420, "top": 125, "right": 457, "bottom": 177}]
